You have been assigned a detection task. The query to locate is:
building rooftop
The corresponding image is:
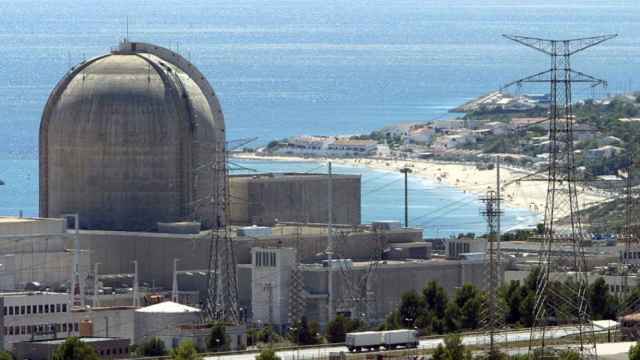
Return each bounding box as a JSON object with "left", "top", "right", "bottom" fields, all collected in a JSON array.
[
  {"left": 136, "top": 301, "right": 201, "bottom": 313},
  {"left": 25, "top": 337, "right": 125, "bottom": 345},
  {"left": 0, "top": 217, "right": 41, "bottom": 224}
]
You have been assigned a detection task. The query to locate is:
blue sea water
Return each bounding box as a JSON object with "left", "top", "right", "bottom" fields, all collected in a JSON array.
[{"left": 0, "top": 0, "right": 636, "bottom": 234}]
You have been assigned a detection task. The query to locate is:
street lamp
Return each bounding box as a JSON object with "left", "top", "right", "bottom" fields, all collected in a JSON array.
[{"left": 399, "top": 167, "right": 412, "bottom": 228}]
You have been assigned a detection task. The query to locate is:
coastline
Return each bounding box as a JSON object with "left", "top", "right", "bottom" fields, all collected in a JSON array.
[{"left": 231, "top": 153, "right": 607, "bottom": 217}]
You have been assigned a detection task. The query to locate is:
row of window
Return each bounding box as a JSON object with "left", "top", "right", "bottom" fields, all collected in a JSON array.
[
  {"left": 4, "top": 322, "right": 78, "bottom": 336},
  {"left": 3, "top": 303, "right": 67, "bottom": 316},
  {"left": 98, "top": 347, "right": 129, "bottom": 357},
  {"left": 621, "top": 251, "right": 640, "bottom": 260},
  {"left": 255, "top": 251, "right": 277, "bottom": 267}
]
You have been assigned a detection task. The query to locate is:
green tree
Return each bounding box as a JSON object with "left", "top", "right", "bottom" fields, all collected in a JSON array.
[
  {"left": 290, "top": 317, "right": 321, "bottom": 345},
  {"left": 423, "top": 281, "right": 448, "bottom": 318},
  {"left": 256, "top": 347, "right": 281, "bottom": 360},
  {"left": 0, "top": 351, "right": 13, "bottom": 360},
  {"left": 398, "top": 290, "right": 425, "bottom": 327},
  {"left": 171, "top": 340, "right": 202, "bottom": 360},
  {"left": 138, "top": 337, "right": 168, "bottom": 357},
  {"left": 454, "top": 284, "right": 482, "bottom": 330},
  {"left": 588, "top": 277, "right": 617, "bottom": 320},
  {"left": 501, "top": 280, "right": 523, "bottom": 325},
  {"left": 326, "top": 315, "right": 349, "bottom": 343},
  {"left": 52, "top": 337, "right": 99, "bottom": 360},
  {"left": 630, "top": 342, "right": 640, "bottom": 360},
  {"left": 207, "top": 322, "right": 229, "bottom": 352}
]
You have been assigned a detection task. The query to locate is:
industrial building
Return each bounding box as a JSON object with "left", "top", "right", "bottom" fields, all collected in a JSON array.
[
  {"left": 229, "top": 173, "right": 361, "bottom": 226},
  {"left": 0, "top": 39, "right": 503, "bottom": 358},
  {"left": 14, "top": 336, "right": 131, "bottom": 360}
]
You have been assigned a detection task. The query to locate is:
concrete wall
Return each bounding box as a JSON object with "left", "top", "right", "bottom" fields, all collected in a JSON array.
[
  {"left": 72, "top": 307, "right": 135, "bottom": 342},
  {"left": 301, "top": 260, "right": 488, "bottom": 325},
  {"left": 0, "top": 218, "right": 65, "bottom": 236},
  {"left": 229, "top": 174, "right": 361, "bottom": 226},
  {"left": 75, "top": 227, "right": 422, "bottom": 289}
]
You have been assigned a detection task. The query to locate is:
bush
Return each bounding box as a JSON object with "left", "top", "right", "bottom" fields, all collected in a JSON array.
[
  {"left": 0, "top": 351, "right": 13, "bottom": 360},
  {"left": 207, "top": 322, "right": 229, "bottom": 352},
  {"left": 171, "top": 340, "right": 202, "bottom": 360},
  {"left": 138, "top": 337, "right": 168, "bottom": 357},
  {"left": 52, "top": 337, "right": 99, "bottom": 360},
  {"left": 256, "top": 347, "right": 281, "bottom": 360},
  {"left": 630, "top": 342, "right": 640, "bottom": 360}
]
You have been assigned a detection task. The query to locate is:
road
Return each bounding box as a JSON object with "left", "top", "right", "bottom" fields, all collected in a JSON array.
[{"left": 205, "top": 322, "right": 618, "bottom": 360}]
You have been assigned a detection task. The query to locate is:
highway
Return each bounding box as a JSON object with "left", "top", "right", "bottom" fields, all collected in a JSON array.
[{"left": 204, "top": 322, "right": 618, "bottom": 360}]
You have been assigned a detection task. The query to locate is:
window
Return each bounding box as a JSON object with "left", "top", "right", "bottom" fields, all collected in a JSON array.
[
  {"left": 3, "top": 307, "right": 6, "bottom": 315},
  {"left": 27, "top": 326, "right": 31, "bottom": 335},
  {"left": 8, "top": 307, "right": 12, "bottom": 315},
  {"left": 45, "top": 304, "right": 49, "bottom": 313},
  {"left": 21, "top": 305, "right": 25, "bottom": 315},
  {"left": 62, "top": 304, "right": 67, "bottom": 313},
  {"left": 38, "top": 305, "right": 43, "bottom": 313},
  {"left": 74, "top": 323, "right": 79, "bottom": 332},
  {"left": 62, "top": 323, "right": 67, "bottom": 332},
  {"left": 27, "top": 305, "right": 31, "bottom": 314},
  {"left": 9, "top": 327, "right": 13, "bottom": 335},
  {"left": 56, "top": 304, "right": 61, "bottom": 313}
]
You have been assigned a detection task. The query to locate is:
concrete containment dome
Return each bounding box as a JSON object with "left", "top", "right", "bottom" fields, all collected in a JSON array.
[{"left": 40, "top": 41, "right": 225, "bottom": 231}]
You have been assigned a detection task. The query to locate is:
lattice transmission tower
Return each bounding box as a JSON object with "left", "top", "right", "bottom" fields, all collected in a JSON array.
[
  {"left": 204, "top": 136, "right": 241, "bottom": 324},
  {"left": 503, "top": 34, "right": 616, "bottom": 359},
  {"left": 480, "top": 188, "right": 504, "bottom": 357}
]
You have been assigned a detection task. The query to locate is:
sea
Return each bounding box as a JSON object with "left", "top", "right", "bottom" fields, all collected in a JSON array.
[{"left": 1, "top": 0, "right": 639, "bottom": 236}]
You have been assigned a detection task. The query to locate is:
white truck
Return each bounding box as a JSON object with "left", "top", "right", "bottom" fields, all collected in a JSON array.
[{"left": 345, "top": 330, "right": 418, "bottom": 352}]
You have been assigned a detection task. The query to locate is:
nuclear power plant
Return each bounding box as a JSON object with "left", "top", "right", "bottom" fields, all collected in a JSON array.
[{"left": 0, "top": 40, "right": 489, "bottom": 352}]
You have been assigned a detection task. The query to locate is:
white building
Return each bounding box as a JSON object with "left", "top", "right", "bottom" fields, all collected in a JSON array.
[
  {"left": 1, "top": 291, "right": 78, "bottom": 350},
  {"left": 250, "top": 247, "right": 296, "bottom": 328},
  {"left": 134, "top": 301, "right": 201, "bottom": 350},
  {"left": 432, "top": 131, "right": 476, "bottom": 151},
  {"left": 0, "top": 217, "right": 91, "bottom": 291},
  {"left": 275, "top": 136, "right": 377, "bottom": 158},
  {"left": 445, "top": 238, "right": 487, "bottom": 260},
  {"left": 326, "top": 139, "right": 377, "bottom": 157},
  {"left": 480, "top": 121, "right": 511, "bottom": 135},
  {"left": 275, "top": 136, "right": 332, "bottom": 157},
  {"left": 585, "top": 145, "right": 624, "bottom": 161},
  {"left": 407, "top": 126, "right": 435, "bottom": 145}
]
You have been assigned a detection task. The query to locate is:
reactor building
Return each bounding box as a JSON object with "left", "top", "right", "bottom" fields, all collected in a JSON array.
[{"left": 39, "top": 40, "right": 224, "bottom": 231}]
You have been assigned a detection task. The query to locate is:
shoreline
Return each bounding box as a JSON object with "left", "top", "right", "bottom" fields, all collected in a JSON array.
[{"left": 231, "top": 153, "right": 607, "bottom": 217}]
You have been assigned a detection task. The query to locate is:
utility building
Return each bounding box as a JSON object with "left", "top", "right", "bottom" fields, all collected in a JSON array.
[{"left": 250, "top": 247, "right": 296, "bottom": 328}]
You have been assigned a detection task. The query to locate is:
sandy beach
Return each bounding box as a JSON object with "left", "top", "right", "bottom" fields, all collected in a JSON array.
[{"left": 232, "top": 153, "right": 608, "bottom": 217}]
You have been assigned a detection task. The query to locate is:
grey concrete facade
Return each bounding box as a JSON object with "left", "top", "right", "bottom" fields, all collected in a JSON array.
[
  {"left": 39, "top": 41, "right": 225, "bottom": 231},
  {"left": 229, "top": 173, "right": 361, "bottom": 226}
]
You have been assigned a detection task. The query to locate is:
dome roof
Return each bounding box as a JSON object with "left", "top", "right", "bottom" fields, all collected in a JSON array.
[
  {"left": 136, "top": 301, "right": 201, "bottom": 314},
  {"left": 40, "top": 41, "right": 225, "bottom": 231}
]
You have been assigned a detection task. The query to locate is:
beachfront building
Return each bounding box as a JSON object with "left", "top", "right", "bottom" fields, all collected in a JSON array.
[
  {"left": 585, "top": 145, "right": 624, "bottom": 161},
  {"left": 432, "top": 131, "right": 476, "bottom": 152},
  {"left": 326, "top": 139, "right": 377, "bottom": 157},
  {"left": 274, "top": 136, "right": 377, "bottom": 157},
  {"left": 274, "top": 136, "right": 332, "bottom": 156},
  {"left": 479, "top": 121, "right": 511, "bottom": 135},
  {"left": 407, "top": 126, "right": 435, "bottom": 145}
]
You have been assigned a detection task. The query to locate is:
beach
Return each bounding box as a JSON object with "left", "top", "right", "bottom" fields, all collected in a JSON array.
[{"left": 232, "top": 153, "right": 608, "bottom": 217}]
